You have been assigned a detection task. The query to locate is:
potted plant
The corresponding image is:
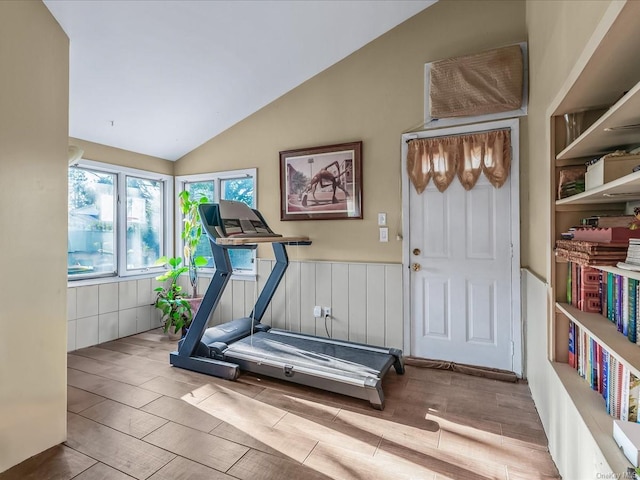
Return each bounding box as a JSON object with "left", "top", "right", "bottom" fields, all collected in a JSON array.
[
  {"left": 179, "top": 190, "right": 209, "bottom": 298},
  {"left": 153, "top": 256, "right": 193, "bottom": 337}
]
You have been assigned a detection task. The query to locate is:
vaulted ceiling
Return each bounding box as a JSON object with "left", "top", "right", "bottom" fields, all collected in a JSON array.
[{"left": 44, "top": 1, "right": 436, "bottom": 161}]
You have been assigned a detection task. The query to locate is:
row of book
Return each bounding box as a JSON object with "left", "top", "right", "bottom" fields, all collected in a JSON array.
[
  {"left": 569, "top": 321, "right": 640, "bottom": 421},
  {"left": 618, "top": 238, "right": 640, "bottom": 272},
  {"left": 556, "top": 239, "right": 627, "bottom": 266},
  {"left": 566, "top": 263, "right": 640, "bottom": 345}
]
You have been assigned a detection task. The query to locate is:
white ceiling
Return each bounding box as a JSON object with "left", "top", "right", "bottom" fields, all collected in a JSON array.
[{"left": 44, "top": 0, "right": 436, "bottom": 161}]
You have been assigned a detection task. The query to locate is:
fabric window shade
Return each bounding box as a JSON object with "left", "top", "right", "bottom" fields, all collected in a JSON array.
[
  {"left": 429, "top": 45, "right": 523, "bottom": 118},
  {"left": 407, "top": 128, "right": 511, "bottom": 193}
]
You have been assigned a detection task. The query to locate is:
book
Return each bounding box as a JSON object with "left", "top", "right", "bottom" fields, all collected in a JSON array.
[
  {"left": 601, "top": 270, "right": 608, "bottom": 317},
  {"left": 624, "top": 276, "right": 630, "bottom": 336},
  {"left": 569, "top": 321, "right": 576, "bottom": 368},
  {"left": 579, "top": 266, "right": 601, "bottom": 312},
  {"left": 616, "top": 360, "right": 625, "bottom": 419},
  {"left": 610, "top": 355, "right": 618, "bottom": 417},
  {"left": 622, "top": 364, "right": 630, "bottom": 421},
  {"left": 568, "top": 321, "right": 576, "bottom": 369},
  {"left": 631, "top": 278, "right": 637, "bottom": 340},
  {"left": 608, "top": 272, "right": 615, "bottom": 321},
  {"left": 603, "top": 349, "right": 610, "bottom": 412},
  {"left": 567, "top": 261, "right": 572, "bottom": 305}
]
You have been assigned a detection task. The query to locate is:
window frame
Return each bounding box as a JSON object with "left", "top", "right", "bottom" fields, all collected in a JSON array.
[
  {"left": 175, "top": 168, "right": 257, "bottom": 279},
  {"left": 69, "top": 159, "right": 174, "bottom": 280}
]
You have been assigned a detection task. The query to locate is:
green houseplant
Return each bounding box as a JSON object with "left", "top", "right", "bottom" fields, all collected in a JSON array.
[
  {"left": 179, "top": 190, "right": 209, "bottom": 298},
  {"left": 153, "top": 256, "right": 193, "bottom": 336}
]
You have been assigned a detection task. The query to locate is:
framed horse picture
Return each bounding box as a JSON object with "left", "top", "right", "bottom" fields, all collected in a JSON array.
[{"left": 279, "top": 141, "right": 362, "bottom": 221}]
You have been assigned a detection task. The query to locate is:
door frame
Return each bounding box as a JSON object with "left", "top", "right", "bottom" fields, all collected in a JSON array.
[{"left": 400, "top": 118, "right": 522, "bottom": 376}]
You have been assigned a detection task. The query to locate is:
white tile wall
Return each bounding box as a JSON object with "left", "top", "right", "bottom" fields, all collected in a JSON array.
[
  {"left": 67, "top": 320, "right": 77, "bottom": 352},
  {"left": 98, "top": 283, "right": 118, "bottom": 314},
  {"left": 136, "top": 305, "right": 151, "bottom": 333},
  {"left": 137, "top": 278, "right": 153, "bottom": 307},
  {"left": 76, "top": 315, "right": 99, "bottom": 349},
  {"left": 76, "top": 285, "right": 98, "bottom": 319},
  {"left": 66, "top": 260, "right": 404, "bottom": 352},
  {"left": 119, "top": 308, "right": 137, "bottom": 338},
  {"left": 119, "top": 280, "right": 137, "bottom": 309},
  {"left": 99, "top": 312, "right": 119, "bottom": 343},
  {"left": 67, "top": 288, "right": 77, "bottom": 321}
]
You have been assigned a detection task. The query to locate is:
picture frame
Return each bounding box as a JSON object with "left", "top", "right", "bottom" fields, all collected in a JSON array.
[{"left": 279, "top": 141, "right": 362, "bottom": 221}]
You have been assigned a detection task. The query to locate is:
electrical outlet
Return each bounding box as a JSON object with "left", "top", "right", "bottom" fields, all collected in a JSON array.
[
  {"left": 323, "top": 307, "right": 331, "bottom": 317},
  {"left": 313, "top": 305, "right": 322, "bottom": 317}
]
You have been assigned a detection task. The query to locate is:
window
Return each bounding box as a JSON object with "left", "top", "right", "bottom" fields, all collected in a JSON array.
[
  {"left": 125, "top": 176, "right": 164, "bottom": 270},
  {"left": 68, "top": 160, "right": 173, "bottom": 279},
  {"left": 68, "top": 168, "right": 117, "bottom": 276},
  {"left": 176, "top": 169, "right": 256, "bottom": 275}
]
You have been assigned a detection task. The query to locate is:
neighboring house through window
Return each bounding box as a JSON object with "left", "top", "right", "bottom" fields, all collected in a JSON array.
[{"left": 68, "top": 160, "right": 173, "bottom": 280}]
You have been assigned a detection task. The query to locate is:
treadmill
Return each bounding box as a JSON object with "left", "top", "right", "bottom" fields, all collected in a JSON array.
[{"left": 169, "top": 200, "right": 404, "bottom": 409}]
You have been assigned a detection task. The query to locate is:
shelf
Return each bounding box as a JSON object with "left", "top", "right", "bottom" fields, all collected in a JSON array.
[
  {"left": 552, "top": 362, "right": 632, "bottom": 474},
  {"left": 556, "top": 302, "right": 640, "bottom": 379},
  {"left": 596, "top": 265, "right": 640, "bottom": 283},
  {"left": 553, "top": 1, "right": 640, "bottom": 116},
  {"left": 554, "top": 203, "right": 625, "bottom": 213},
  {"left": 556, "top": 168, "right": 640, "bottom": 205},
  {"left": 557, "top": 80, "right": 640, "bottom": 160}
]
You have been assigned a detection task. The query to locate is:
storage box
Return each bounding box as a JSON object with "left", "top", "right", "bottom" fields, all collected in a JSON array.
[
  {"left": 585, "top": 153, "right": 640, "bottom": 190},
  {"left": 613, "top": 419, "right": 640, "bottom": 466},
  {"left": 571, "top": 226, "right": 640, "bottom": 243}
]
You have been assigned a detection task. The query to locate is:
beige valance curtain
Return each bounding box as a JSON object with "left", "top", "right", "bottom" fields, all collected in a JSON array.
[{"left": 407, "top": 129, "right": 511, "bottom": 193}]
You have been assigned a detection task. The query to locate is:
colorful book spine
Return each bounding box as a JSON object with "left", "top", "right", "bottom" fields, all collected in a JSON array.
[
  {"left": 579, "top": 266, "right": 601, "bottom": 312},
  {"left": 631, "top": 278, "right": 637, "bottom": 339},
  {"left": 609, "top": 355, "right": 617, "bottom": 417},
  {"left": 617, "top": 274, "right": 623, "bottom": 332},
  {"left": 568, "top": 321, "right": 576, "bottom": 369},
  {"left": 597, "top": 343, "right": 603, "bottom": 394},
  {"left": 601, "top": 271, "right": 608, "bottom": 318},
  {"left": 622, "top": 364, "right": 630, "bottom": 421},
  {"left": 623, "top": 276, "right": 630, "bottom": 336},
  {"left": 603, "top": 349, "right": 609, "bottom": 413},
  {"left": 608, "top": 272, "right": 614, "bottom": 321},
  {"left": 567, "top": 261, "right": 572, "bottom": 305},
  {"left": 637, "top": 280, "right": 640, "bottom": 346},
  {"left": 616, "top": 360, "right": 625, "bottom": 419}
]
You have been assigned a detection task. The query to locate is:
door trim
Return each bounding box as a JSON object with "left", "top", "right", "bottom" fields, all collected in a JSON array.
[{"left": 400, "top": 118, "right": 522, "bottom": 376}]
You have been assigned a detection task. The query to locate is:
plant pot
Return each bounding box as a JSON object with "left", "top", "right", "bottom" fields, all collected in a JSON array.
[
  {"left": 187, "top": 296, "right": 203, "bottom": 316},
  {"left": 166, "top": 326, "right": 183, "bottom": 341}
]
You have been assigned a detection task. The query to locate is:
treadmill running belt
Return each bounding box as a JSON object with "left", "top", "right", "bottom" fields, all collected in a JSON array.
[{"left": 225, "top": 331, "right": 393, "bottom": 379}]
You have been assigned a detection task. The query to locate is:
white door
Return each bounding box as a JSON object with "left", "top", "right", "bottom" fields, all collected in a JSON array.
[{"left": 405, "top": 121, "right": 520, "bottom": 373}]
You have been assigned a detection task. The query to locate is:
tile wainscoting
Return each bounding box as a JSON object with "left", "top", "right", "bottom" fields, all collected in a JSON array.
[{"left": 67, "top": 260, "right": 403, "bottom": 352}]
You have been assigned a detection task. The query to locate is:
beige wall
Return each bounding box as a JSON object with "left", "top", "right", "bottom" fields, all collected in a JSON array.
[
  {"left": 70, "top": 137, "right": 173, "bottom": 175},
  {"left": 524, "top": 0, "right": 612, "bottom": 279},
  {"left": 0, "top": 1, "right": 69, "bottom": 472},
  {"left": 525, "top": 1, "right": 614, "bottom": 478},
  {"left": 176, "top": 0, "right": 526, "bottom": 263}
]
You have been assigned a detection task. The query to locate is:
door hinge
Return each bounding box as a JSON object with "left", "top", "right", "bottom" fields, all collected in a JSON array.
[
  {"left": 510, "top": 243, "right": 514, "bottom": 258},
  {"left": 510, "top": 341, "right": 515, "bottom": 357}
]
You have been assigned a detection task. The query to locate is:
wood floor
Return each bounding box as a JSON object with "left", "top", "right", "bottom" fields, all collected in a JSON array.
[{"left": 1, "top": 329, "right": 559, "bottom": 480}]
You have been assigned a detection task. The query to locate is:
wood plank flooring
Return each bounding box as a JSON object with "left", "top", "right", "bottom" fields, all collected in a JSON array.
[{"left": 0, "top": 329, "right": 559, "bottom": 479}]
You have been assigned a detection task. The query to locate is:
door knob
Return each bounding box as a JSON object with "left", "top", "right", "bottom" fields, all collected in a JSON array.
[
  {"left": 411, "top": 263, "right": 421, "bottom": 272},
  {"left": 412, "top": 248, "right": 421, "bottom": 256}
]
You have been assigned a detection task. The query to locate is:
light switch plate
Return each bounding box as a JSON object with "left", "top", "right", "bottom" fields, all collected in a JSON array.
[
  {"left": 379, "top": 227, "right": 389, "bottom": 242},
  {"left": 377, "top": 212, "right": 387, "bottom": 226}
]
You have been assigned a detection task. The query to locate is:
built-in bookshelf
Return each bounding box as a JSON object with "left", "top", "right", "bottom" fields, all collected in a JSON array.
[{"left": 550, "top": 1, "right": 640, "bottom": 473}]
